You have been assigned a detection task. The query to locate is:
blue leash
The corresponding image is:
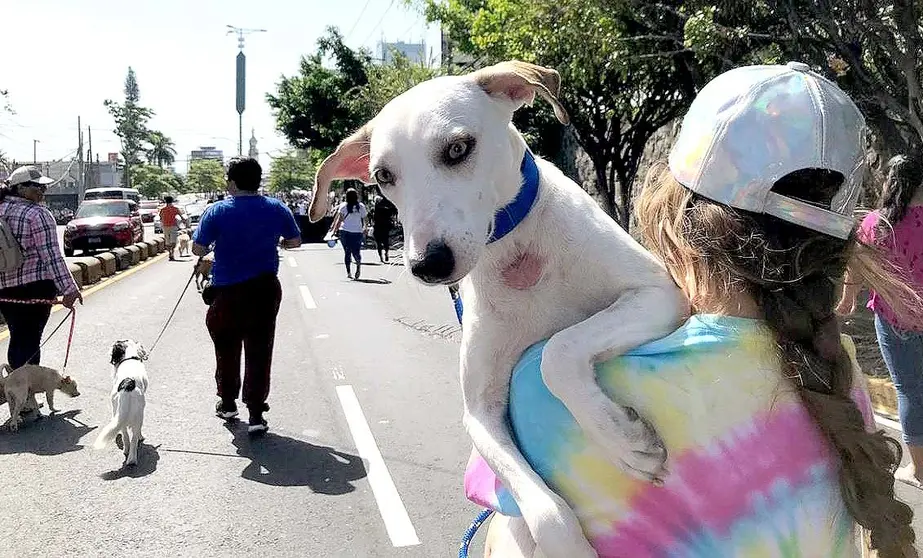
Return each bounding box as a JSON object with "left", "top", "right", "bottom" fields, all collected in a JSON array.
[{"left": 448, "top": 285, "right": 495, "bottom": 557}]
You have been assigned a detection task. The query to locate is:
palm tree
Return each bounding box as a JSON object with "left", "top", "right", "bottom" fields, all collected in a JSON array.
[
  {"left": 146, "top": 131, "right": 176, "bottom": 168},
  {"left": 0, "top": 150, "right": 11, "bottom": 174}
]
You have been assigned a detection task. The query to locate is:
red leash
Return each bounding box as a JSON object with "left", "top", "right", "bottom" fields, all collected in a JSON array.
[{"left": 0, "top": 297, "right": 77, "bottom": 370}]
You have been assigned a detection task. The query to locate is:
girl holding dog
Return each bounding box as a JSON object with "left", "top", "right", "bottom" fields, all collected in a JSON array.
[{"left": 476, "top": 63, "right": 918, "bottom": 557}]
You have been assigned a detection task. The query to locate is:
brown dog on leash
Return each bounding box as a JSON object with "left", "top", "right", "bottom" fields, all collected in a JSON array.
[
  {"left": 194, "top": 253, "right": 214, "bottom": 292},
  {"left": 0, "top": 364, "right": 80, "bottom": 431}
]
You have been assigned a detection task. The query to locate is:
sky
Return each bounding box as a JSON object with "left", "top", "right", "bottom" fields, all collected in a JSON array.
[{"left": 0, "top": 0, "right": 441, "bottom": 174}]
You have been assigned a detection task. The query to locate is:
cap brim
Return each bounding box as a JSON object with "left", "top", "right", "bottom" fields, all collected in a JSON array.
[
  {"left": 763, "top": 192, "right": 855, "bottom": 240},
  {"left": 31, "top": 176, "right": 54, "bottom": 185}
]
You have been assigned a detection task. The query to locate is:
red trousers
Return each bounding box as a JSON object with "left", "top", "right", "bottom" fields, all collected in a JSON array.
[{"left": 206, "top": 274, "right": 282, "bottom": 410}]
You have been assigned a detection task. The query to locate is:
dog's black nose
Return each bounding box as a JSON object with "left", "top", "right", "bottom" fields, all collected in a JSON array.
[{"left": 410, "top": 240, "right": 455, "bottom": 283}]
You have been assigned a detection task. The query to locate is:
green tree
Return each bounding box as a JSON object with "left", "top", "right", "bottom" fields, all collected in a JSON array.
[
  {"left": 130, "top": 163, "right": 186, "bottom": 199},
  {"left": 352, "top": 51, "right": 443, "bottom": 119},
  {"left": 268, "top": 149, "right": 315, "bottom": 194},
  {"left": 267, "top": 27, "right": 371, "bottom": 158},
  {"left": 146, "top": 131, "right": 177, "bottom": 168},
  {"left": 104, "top": 67, "right": 154, "bottom": 187},
  {"left": 424, "top": 0, "right": 711, "bottom": 225},
  {"left": 186, "top": 159, "right": 226, "bottom": 194}
]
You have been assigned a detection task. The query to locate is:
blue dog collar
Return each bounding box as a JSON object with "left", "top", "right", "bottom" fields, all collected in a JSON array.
[{"left": 487, "top": 150, "right": 540, "bottom": 244}]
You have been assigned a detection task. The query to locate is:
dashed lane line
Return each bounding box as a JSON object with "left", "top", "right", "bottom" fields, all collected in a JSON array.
[{"left": 336, "top": 384, "right": 420, "bottom": 548}]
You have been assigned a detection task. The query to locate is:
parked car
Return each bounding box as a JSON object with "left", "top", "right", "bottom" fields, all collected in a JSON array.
[
  {"left": 63, "top": 200, "right": 144, "bottom": 257},
  {"left": 138, "top": 200, "right": 160, "bottom": 223}
]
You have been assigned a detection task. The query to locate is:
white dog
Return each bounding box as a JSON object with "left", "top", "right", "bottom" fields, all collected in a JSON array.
[
  {"left": 93, "top": 340, "right": 149, "bottom": 466},
  {"left": 311, "top": 61, "right": 686, "bottom": 557}
]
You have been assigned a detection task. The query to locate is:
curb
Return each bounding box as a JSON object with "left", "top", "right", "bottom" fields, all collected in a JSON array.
[{"left": 71, "top": 256, "right": 103, "bottom": 286}]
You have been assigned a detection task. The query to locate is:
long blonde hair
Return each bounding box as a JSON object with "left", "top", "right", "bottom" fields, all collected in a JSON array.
[{"left": 636, "top": 163, "right": 919, "bottom": 557}]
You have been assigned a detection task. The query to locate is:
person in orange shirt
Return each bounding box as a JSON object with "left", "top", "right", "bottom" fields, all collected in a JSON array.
[{"left": 159, "top": 196, "right": 185, "bottom": 261}]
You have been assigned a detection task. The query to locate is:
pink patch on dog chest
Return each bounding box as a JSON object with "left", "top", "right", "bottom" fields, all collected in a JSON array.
[{"left": 502, "top": 252, "right": 544, "bottom": 289}]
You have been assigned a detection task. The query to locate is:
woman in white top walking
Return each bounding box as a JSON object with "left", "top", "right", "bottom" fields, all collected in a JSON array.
[{"left": 329, "top": 188, "right": 368, "bottom": 279}]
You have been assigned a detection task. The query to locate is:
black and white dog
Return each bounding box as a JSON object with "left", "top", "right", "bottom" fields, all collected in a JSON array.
[{"left": 93, "top": 340, "right": 150, "bottom": 466}]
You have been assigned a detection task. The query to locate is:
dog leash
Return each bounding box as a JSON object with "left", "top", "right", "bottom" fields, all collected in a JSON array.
[
  {"left": 447, "top": 285, "right": 496, "bottom": 557},
  {"left": 147, "top": 268, "right": 196, "bottom": 356},
  {"left": 16, "top": 307, "right": 77, "bottom": 372}
]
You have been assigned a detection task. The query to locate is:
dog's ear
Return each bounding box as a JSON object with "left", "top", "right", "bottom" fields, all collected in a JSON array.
[
  {"left": 471, "top": 60, "right": 570, "bottom": 125},
  {"left": 310, "top": 125, "right": 374, "bottom": 223},
  {"left": 62, "top": 376, "right": 72, "bottom": 384},
  {"left": 110, "top": 341, "right": 126, "bottom": 366}
]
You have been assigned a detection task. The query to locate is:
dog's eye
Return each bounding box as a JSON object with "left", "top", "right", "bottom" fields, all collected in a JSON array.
[
  {"left": 444, "top": 139, "right": 474, "bottom": 165},
  {"left": 374, "top": 169, "right": 394, "bottom": 185}
]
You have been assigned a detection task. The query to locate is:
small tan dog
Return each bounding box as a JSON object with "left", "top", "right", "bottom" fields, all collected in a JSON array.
[
  {"left": 177, "top": 230, "right": 191, "bottom": 258},
  {"left": 0, "top": 364, "right": 80, "bottom": 431},
  {"left": 194, "top": 253, "right": 214, "bottom": 292}
]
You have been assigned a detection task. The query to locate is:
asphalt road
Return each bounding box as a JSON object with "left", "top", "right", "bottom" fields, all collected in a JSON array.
[
  {"left": 0, "top": 241, "right": 920, "bottom": 557},
  {"left": 0, "top": 243, "right": 483, "bottom": 557}
]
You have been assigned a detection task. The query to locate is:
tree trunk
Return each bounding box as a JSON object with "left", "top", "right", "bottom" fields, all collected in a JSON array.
[{"left": 593, "top": 160, "right": 618, "bottom": 218}]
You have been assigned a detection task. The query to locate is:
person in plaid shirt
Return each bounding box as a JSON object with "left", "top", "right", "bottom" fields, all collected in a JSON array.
[{"left": 0, "top": 166, "right": 81, "bottom": 380}]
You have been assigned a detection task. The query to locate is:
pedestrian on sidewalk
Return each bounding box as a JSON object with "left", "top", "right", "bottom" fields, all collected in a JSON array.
[
  {"left": 372, "top": 195, "right": 397, "bottom": 263},
  {"left": 328, "top": 188, "right": 367, "bottom": 279},
  {"left": 159, "top": 196, "right": 184, "bottom": 261},
  {"left": 0, "top": 167, "right": 82, "bottom": 418},
  {"left": 193, "top": 157, "right": 302, "bottom": 434},
  {"left": 838, "top": 154, "right": 923, "bottom": 489}
]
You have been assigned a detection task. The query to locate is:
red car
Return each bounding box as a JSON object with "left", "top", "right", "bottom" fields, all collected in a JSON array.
[{"left": 63, "top": 200, "right": 144, "bottom": 257}]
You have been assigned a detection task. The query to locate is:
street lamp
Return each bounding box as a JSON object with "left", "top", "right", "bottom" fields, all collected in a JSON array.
[{"left": 226, "top": 25, "right": 267, "bottom": 157}]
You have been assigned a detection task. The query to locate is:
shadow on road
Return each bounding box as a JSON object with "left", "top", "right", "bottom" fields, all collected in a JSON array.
[
  {"left": 225, "top": 422, "right": 367, "bottom": 494},
  {"left": 99, "top": 442, "right": 161, "bottom": 480},
  {"left": 0, "top": 410, "right": 96, "bottom": 456},
  {"left": 353, "top": 278, "right": 392, "bottom": 285}
]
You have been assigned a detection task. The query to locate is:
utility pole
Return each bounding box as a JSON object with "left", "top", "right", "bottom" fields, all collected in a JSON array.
[
  {"left": 227, "top": 25, "right": 267, "bottom": 157},
  {"left": 33, "top": 139, "right": 39, "bottom": 164},
  {"left": 77, "top": 116, "right": 84, "bottom": 200},
  {"left": 87, "top": 126, "right": 93, "bottom": 190}
]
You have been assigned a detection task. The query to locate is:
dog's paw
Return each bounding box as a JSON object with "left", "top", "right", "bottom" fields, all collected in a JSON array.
[
  {"left": 524, "top": 492, "right": 598, "bottom": 558},
  {"left": 541, "top": 355, "right": 668, "bottom": 483}
]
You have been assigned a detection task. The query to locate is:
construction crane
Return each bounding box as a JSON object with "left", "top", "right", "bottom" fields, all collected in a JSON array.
[{"left": 226, "top": 25, "right": 267, "bottom": 51}]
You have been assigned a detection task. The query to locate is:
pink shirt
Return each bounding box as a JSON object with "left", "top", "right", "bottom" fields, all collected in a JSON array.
[
  {"left": 858, "top": 207, "right": 923, "bottom": 331},
  {"left": 0, "top": 197, "right": 77, "bottom": 295}
]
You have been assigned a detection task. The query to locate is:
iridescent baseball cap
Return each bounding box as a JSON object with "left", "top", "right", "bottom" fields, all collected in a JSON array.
[{"left": 668, "top": 61, "right": 868, "bottom": 240}]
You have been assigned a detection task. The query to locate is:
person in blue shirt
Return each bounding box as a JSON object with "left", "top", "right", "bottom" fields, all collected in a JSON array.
[{"left": 192, "top": 157, "right": 302, "bottom": 434}]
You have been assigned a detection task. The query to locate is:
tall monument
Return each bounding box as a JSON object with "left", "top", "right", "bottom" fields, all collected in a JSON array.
[{"left": 248, "top": 129, "right": 259, "bottom": 160}]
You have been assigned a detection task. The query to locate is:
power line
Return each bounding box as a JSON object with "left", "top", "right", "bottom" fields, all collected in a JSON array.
[
  {"left": 346, "top": 0, "right": 374, "bottom": 40},
  {"left": 362, "top": 0, "right": 397, "bottom": 47}
]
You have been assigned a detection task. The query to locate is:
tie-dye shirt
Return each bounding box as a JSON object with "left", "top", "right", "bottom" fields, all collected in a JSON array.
[{"left": 465, "top": 315, "right": 873, "bottom": 557}]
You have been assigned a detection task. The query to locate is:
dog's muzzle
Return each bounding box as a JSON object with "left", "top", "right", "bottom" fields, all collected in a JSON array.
[{"left": 409, "top": 240, "right": 456, "bottom": 284}]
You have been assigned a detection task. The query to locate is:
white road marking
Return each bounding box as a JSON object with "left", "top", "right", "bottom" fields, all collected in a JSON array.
[
  {"left": 315, "top": 333, "right": 330, "bottom": 340},
  {"left": 287, "top": 256, "right": 298, "bottom": 268},
  {"left": 299, "top": 285, "right": 317, "bottom": 309},
  {"left": 336, "top": 385, "right": 420, "bottom": 547},
  {"left": 331, "top": 365, "right": 346, "bottom": 381},
  {"left": 875, "top": 413, "right": 902, "bottom": 432}
]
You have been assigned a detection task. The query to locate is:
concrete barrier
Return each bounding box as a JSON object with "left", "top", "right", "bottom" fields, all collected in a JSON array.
[
  {"left": 134, "top": 242, "right": 149, "bottom": 261},
  {"left": 145, "top": 240, "right": 160, "bottom": 255},
  {"left": 126, "top": 245, "right": 141, "bottom": 265},
  {"left": 72, "top": 257, "right": 103, "bottom": 285},
  {"left": 94, "top": 252, "right": 117, "bottom": 276},
  {"left": 111, "top": 247, "right": 132, "bottom": 271},
  {"left": 67, "top": 263, "right": 83, "bottom": 289}
]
